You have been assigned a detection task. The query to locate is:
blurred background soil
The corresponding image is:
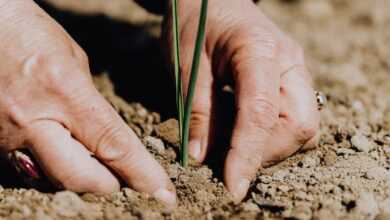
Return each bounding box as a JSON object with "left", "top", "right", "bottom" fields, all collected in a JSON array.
[{"left": 0, "top": 0, "right": 389, "bottom": 219}]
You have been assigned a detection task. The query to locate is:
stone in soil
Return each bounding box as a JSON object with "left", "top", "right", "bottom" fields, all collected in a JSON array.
[
  {"left": 144, "top": 136, "right": 165, "bottom": 154},
  {"left": 154, "top": 119, "right": 179, "bottom": 147},
  {"left": 51, "top": 191, "right": 87, "bottom": 218},
  {"left": 354, "top": 192, "right": 379, "bottom": 220},
  {"left": 365, "top": 167, "right": 390, "bottom": 181},
  {"left": 351, "top": 133, "right": 375, "bottom": 153}
]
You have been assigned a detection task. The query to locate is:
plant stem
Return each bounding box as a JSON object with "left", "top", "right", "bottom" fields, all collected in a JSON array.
[
  {"left": 181, "top": 0, "right": 208, "bottom": 167},
  {"left": 171, "top": 0, "right": 184, "bottom": 148}
]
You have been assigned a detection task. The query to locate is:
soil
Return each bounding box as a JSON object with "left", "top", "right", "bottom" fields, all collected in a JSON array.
[{"left": 1, "top": 0, "right": 390, "bottom": 219}]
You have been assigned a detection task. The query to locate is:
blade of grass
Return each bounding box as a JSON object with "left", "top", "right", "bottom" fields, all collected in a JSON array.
[
  {"left": 181, "top": 0, "right": 208, "bottom": 167},
  {"left": 171, "top": 0, "right": 184, "bottom": 148}
]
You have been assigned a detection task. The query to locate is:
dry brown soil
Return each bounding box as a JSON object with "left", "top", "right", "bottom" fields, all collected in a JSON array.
[{"left": 1, "top": 0, "right": 389, "bottom": 219}]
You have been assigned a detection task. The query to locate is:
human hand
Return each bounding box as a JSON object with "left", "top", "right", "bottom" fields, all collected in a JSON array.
[
  {"left": 163, "top": 0, "right": 320, "bottom": 202},
  {"left": 0, "top": 0, "right": 175, "bottom": 206}
]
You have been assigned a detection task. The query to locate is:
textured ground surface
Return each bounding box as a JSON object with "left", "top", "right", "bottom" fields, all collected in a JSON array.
[{"left": 0, "top": 0, "right": 389, "bottom": 219}]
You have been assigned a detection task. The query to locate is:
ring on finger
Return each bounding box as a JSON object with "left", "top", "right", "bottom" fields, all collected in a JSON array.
[
  {"left": 315, "top": 91, "right": 327, "bottom": 111},
  {"left": 8, "top": 150, "right": 41, "bottom": 181}
]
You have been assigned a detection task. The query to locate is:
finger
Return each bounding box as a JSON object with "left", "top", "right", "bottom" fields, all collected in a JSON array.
[
  {"left": 69, "top": 86, "right": 176, "bottom": 206},
  {"left": 224, "top": 53, "right": 280, "bottom": 203},
  {"left": 187, "top": 55, "right": 215, "bottom": 163},
  {"left": 262, "top": 66, "right": 319, "bottom": 166},
  {"left": 279, "top": 66, "right": 319, "bottom": 151},
  {"left": 26, "top": 120, "right": 120, "bottom": 194}
]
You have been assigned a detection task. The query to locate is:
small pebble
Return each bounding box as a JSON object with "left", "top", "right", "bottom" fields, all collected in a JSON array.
[
  {"left": 278, "top": 185, "right": 290, "bottom": 193},
  {"left": 351, "top": 134, "right": 374, "bottom": 153},
  {"left": 155, "top": 119, "right": 179, "bottom": 146},
  {"left": 365, "top": 167, "right": 390, "bottom": 181},
  {"left": 352, "top": 100, "right": 365, "bottom": 113},
  {"left": 123, "top": 188, "right": 138, "bottom": 200},
  {"left": 167, "top": 164, "right": 180, "bottom": 179},
  {"left": 295, "top": 191, "right": 308, "bottom": 200},
  {"left": 369, "top": 151, "right": 380, "bottom": 160},
  {"left": 135, "top": 105, "right": 148, "bottom": 118},
  {"left": 336, "top": 148, "right": 356, "bottom": 156},
  {"left": 258, "top": 175, "right": 272, "bottom": 184},
  {"left": 197, "top": 167, "right": 213, "bottom": 179},
  {"left": 16, "top": 205, "right": 32, "bottom": 218},
  {"left": 242, "top": 201, "right": 260, "bottom": 212},
  {"left": 151, "top": 112, "right": 161, "bottom": 124},
  {"left": 301, "top": 156, "right": 318, "bottom": 168},
  {"left": 144, "top": 136, "right": 165, "bottom": 154},
  {"left": 383, "top": 135, "right": 390, "bottom": 145},
  {"left": 51, "top": 191, "right": 86, "bottom": 218},
  {"left": 146, "top": 115, "right": 154, "bottom": 124},
  {"left": 355, "top": 192, "right": 379, "bottom": 220},
  {"left": 272, "top": 170, "right": 289, "bottom": 181}
]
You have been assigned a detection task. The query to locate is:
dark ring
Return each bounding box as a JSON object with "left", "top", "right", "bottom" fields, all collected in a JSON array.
[{"left": 8, "top": 150, "right": 41, "bottom": 181}]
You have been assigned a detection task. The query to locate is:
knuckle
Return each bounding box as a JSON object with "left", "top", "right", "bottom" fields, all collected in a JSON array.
[
  {"left": 240, "top": 95, "right": 278, "bottom": 131},
  {"left": 94, "top": 122, "right": 136, "bottom": 164},
  {"left": 22, "top": 53, "right": 90, "bottom": 99},
  {"left": 97, "top": 143, "right": 133, "bottom": 164},
  {"left": 234, "top": 28, "right": 281, "bottom": 62},
  {"left": 251, "top": 36, "right": 280, "bottom": 61}
]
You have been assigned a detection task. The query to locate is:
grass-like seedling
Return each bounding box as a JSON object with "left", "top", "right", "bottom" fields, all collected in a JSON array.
[{"left": 171, "top": 0, "right": 208, "bottom": 167}]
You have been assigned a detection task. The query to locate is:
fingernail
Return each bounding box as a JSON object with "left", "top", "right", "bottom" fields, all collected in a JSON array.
[
  {"left": 153, "top": 188, "right": 177, "bottom": 208},
  {"left": 189, "top": 139, "right": 201, "bottom": 161},
  {"left": 231, "top": 178, "right": 250, "bottom": 203}
]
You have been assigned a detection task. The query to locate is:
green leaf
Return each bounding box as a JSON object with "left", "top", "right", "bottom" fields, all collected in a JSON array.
[
  {"left": 171, "top": 0, "right": 184, "bottom": 150},
  {"left": 181, "top": 0, "right": 208, "bottom": 167}
]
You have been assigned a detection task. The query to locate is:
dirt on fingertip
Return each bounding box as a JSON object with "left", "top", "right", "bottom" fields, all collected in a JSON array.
[{"left": 1, "top": 0, "right": 390, "bottom": 219}]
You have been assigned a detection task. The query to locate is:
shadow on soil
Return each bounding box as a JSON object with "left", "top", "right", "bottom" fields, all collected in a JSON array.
[{"left": 36, "top": 0, "right": 177, "bottom": 119}]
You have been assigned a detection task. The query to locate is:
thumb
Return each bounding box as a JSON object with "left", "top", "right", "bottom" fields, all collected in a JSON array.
[{"left": 186, "top": 55, "right": 215, "bottom": 163}]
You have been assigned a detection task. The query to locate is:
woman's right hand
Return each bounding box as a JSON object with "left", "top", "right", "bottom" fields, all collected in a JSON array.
[{"left": 0, "top": 0, "right": 176, "bottom": 206}]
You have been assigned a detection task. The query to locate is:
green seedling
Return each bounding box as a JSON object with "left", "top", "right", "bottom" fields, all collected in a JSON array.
[{"left": 171, "top": 0, "right": 208, "bottom": 167}]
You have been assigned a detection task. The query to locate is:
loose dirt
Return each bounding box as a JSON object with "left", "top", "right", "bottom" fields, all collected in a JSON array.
[{"left": 1, "top": 0, "right": 389, "bottom": 219}]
